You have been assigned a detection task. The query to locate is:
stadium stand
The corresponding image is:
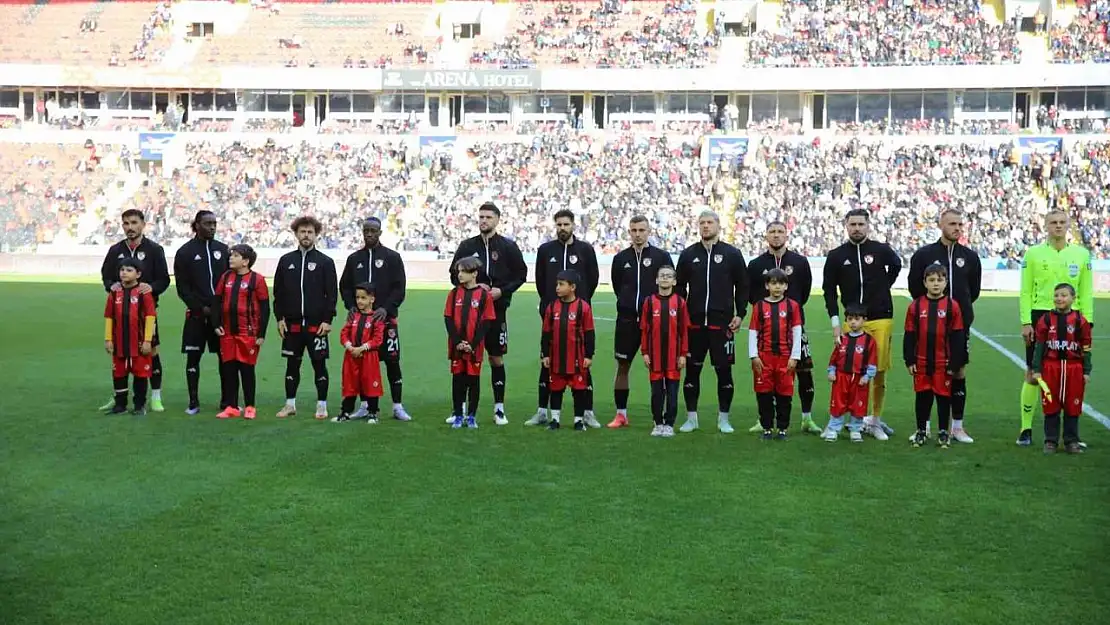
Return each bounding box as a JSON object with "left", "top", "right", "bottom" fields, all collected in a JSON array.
[{"left": 1050, "top": 0, "right": 1110, "bottom": 63}]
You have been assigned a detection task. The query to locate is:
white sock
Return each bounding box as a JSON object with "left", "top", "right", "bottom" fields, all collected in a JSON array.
[
  {"left": 285, "top": 398, "right": 296, "bottom": 408},
  {"left": 718, "top": 411, "right": 729, "bottom": 421},
  {"left": 687, "top": 411, "right": 697, "bottom": 420},
  {"left": 802, "top": 412, "right": 812, "bottom": 420},
  {"left": 617, "top": 408, "right": 627, "bottom": 417},
  {"left": 317, "top": 400, "right": 327, "bottom": 410},
  {"left": 536, "top": 406, "right": 548, "bottom": 415},
  {"left": 953, "top": 419, "right": 963, "bottom": 430},
  {"left": 361, "top": 401, "right": 369, "bottom": 410},
  {"left": 495, "top": 402, "right": 505, "bottom": 413},
  {"left": 574, "top": 416, "right": 583, "bottom": 423},
  {"left": 585, "top": 409, "right": 594, "bottom": 417},
  {"left": 152, "top": 389, "right": 162, "bottom": 401},
  {"left": 551, "top": 409, "right": 561, "bottom": 422}
]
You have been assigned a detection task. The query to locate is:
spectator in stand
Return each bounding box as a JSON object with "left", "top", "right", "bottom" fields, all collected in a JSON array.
[{"left": 1050, "top": 1, "right": 1110, "bottom": 63}]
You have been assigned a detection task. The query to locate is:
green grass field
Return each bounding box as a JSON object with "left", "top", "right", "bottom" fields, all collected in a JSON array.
[{"left": 2, "top": 281, "right": 1108, "bottom": 625}]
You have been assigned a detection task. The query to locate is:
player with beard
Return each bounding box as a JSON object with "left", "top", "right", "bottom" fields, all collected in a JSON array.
[
  {"left": 447, "top": 202, "right": 528, "bottom": 425},
  {"left": 98, "top": 209, "right": 171, "bottom": 412},
  {"left": 174, "top": 210, "right": 230, "bottom": 414},
  {"left": 339, "top": 217, "right": 411, "bottom": 422},
  {"left": 745, "top": 221, "right": 821, "bottom": 435},
  {"left": 822, "top": 209, "right": 902, "bottom": 441},
  {"left": 674, "top": 211, "right": 749, "bottom": 434},
  {"left": 526, "top": 209, "right": 599, "bottom": 427},
  {"left": 907, "top": 209, "right": 981, "bottom": 443}
]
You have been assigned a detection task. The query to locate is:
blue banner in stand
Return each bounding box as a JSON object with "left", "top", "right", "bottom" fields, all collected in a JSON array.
[
  {"left": 138, "top": 132, "right": 176, "bottom": 161},
  {"left": 419, "top": 136, "right": 457, "bottom": 151},
  {"left": 705, "top": 137, "right": 749, "bottom": 166},
  {"left": 1015, "top": 136, "right": 1063, "bottom": 165}
]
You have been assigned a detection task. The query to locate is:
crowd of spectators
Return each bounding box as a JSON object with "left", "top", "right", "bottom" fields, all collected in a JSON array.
[
  {"left": 746, "top": 0, "right": 1021, "bottom": 67},
  {"left": 73, "top": 127, "right": 1110, "bottom": 264},
  {"left": 1050, "top": 0, "right": 1110, "bottom": 64},
  {"left": 472, "top": 0, "right": 718, "bottom": 69}
]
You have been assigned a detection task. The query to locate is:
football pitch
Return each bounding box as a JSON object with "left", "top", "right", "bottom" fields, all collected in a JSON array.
[{"left": 1, "top": 280, "right": 1108, "bottom": 625}]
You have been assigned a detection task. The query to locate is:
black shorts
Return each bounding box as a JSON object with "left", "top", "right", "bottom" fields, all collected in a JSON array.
[
  {"left": 1025, "top": 310, "right": 1050, "bottom": 368},
  {"left": 181, "top": 311, "right": 219, "bottom": 354},
  {"left": 380, "top": 319, "right": 401, "bottom": 363},
  {"left": 797, "top": 328, "right": 814, "bottom": 371},
  {"left": 689, "top": 326, "right": 735, "bottom": 368},
  {"left": 614, "top": 317, "right": 641, "bottom": 362},
  {"left": 485, "top": 308, "right": 508, "bottom": 357},
  {"left": 281, "top": 328, "right": 330, "bottom": 360}
]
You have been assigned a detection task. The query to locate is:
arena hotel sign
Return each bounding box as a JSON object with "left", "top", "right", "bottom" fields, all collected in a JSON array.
[{"left": 383, "top": 69, "right": 540, "bottom": 91}]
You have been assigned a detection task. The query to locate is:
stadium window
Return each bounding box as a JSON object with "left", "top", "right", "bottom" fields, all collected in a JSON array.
[
  {"left": 351, "top": 93, "right": 374, "bottom": 113},
  {"left": 750, "top": 93, "right": 777, "bottom": 122},
  {"left": 380, "top": 93, "right": 402, "bottom": 113},
  {"left": 60, "top": 90, "right": 79, "bottom": 110},
  {"left": 106, "top": 91, "right": 129, "bottom": 110},
  {"left": 857, "top": 92, "right": 889, "bottom": 123},
  {"left": 326, "top": 92, "right": 350, "bottom": 114},
  {"left": 402, "top": 94, "right": 425, "bottom": 113},
  {"left": 214, "top": 92, "right": 236, "bottom": 112},
  {"left": 488, "top": 94, "right": 510, "bottom": 114},
  {"left": 242, "top": 90, "right": 265, "bottom": 112},
  {"left": 463, "top": 95, "right": 487, "bottom": 114},
  {"left": 733, "top": 94, "right": 750, "bottom": 128},
  {"left": 631, "top": 94, "right": 655, "bottom": 114},
  {"left": 890, "top": 91, "right": 923, "bottom": 121},
  {"left": 665, "top": 93, "right": 687, "bottom": 114},
  {"left": 687, "top": 93, "right": 712, "bottom": 115},
  {"left": 986, "top": 90, "right": 1014, "bottom": 113},
  {"left": 961, "top": 90, "right": 987, "bottom": 113},
  {"left": 265, "top": 92, "right": 291, "bottom": 112},
  {"left": 606, "top": 94, "right": 632, "bottom": 114},
  {"left": 520, "top": 94, "right": 542, "bottom": 114},
  {"left": 825, "top": 93, "right": 857, "bottom": 124},
  {"left": 0, "top": 89, "right": 20, "bottom": 109},
  {"left": 80, "top": 90, "right": 100, "bottom": 111},
  {"left": 130, "top": 91, "right": 153, "bottom": 111},
  {"left": 1056, "top": 89, "right": 1085, "bottom": 112},
  {"left": 776, "top": 93, "right": 801, "bottom": 124},
  {"left": 545, "top": 94, "right": 568, "bottom": 113},
  {"left": 922, "top": 91, "right": 949, "bottom": 120},
  {"left": 1085, "top": 87, "right": 1108, "bottom": 112},
  {"left": 190, "top": 91, "right": 214, "bottom": 111}
]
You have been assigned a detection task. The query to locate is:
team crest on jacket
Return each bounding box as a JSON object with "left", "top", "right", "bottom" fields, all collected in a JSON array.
[
  {"left": 137, "top": 251, "right": 146, "bottom": 261},
  {"left": 784, "top": 266, "right": 794, "bottom": 275},
  {"left": 713, "top": 254, "right": 723, "bottom": 264},
  {"left": 213, "top": 251, "right": 222, "bottom": 260},
  {"left": 779, "top": 310, "right": 788, "bottom": 317},
  {"left": 307, "top": 262, "right": 317, "bottom": 271},
  {"left": 568, "top": 312, "right": 577, "bottom": 320},
  {"left": 241, "top": 280, "right": 250, "bottom": 288},
  {"left": 938, "top": 309, "right": 947, "bottom": 318},
  {"left": 1068, "top": 263, "right": 1080, "bottom": 278},
  {"left": 364, "top": 321, "right": 373, "bottom": 328},
  {"left": 491, "top": 251, "right": 499, "bottom": 261},
  {"left": 130, "top": 296, "right": 139, "bottom": 304},
  {"left": 1067, "top": 325, "right": 1075, "bottom": 333},
  {"left": 854, "top": 345, "right": 864, "bottom": 353},
  {"left": 375, "top": 259, "right": 384, "bottom": 268},
  {"left": 669, "top": 308, "right": 677, "bottom": 316},
  {"left": 643, "top": 258, "right": 652, "bottom": 267},
  {"left": 863, "top": 254, "right": 874, "bottom": 264},
  {"left": 470, "top": 299, "right": 480, "bottom": 308},
  {"left": 955, "top": 257, "right": 965, "bottom": 268},
  {"left": 569, "top": 255, "right": 578, "bottom": 264}
]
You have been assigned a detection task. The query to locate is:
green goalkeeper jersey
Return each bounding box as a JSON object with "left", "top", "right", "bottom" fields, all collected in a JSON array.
[{"left": 1019, "top": 242, "right": 1095, "bottom": 324}]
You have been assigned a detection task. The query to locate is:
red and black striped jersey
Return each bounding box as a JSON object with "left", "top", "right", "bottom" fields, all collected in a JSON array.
[
  {"left": 444, "top": 285, "right": 496, "bottom": 360},
  {"left": 104, "top": 287, "right": 156, "bottom": 358},
  {"left": 828, "top": 332, "right": 878, "bottom": 376},
  {"left": 340, "top": 311, "right": 384, "bottom": 350},
  {"left": 749, "top": 297, "right": 803, "bottom": 357},
  {"left": 903, "top": 295, "right": 964, "bottom": 374},
  {"left": 639, "top": 292, "right": 691, "bottom": 373},
  {"left": 214, "top": 270, "right": 270, "bottom": 338},
  {"left": 1035, "top": 309, "right": 1092, "bottom": 363},
  {"left": 542, "top": 297, "right": 596, "bottom": 375}
]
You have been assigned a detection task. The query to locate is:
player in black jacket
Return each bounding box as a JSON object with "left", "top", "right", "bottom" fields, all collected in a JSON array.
[
  {"left": 448, "top": 202, "right": 528, "bottom": 425},
  {"left": 273, "top": 216, "right": 339, "bottom": 420},
  {"left": 527, "top": 209, "right": 600, "bottom": 427},
  {"left": 745, "top": 221, "right": 822, "bottom": 435},
  {"left": 339, "top": 216, "right": 411, "bottom": 421},
  {"left": 822, "top": 209, "right": 902, "bottom": 440},
  {"left": 674, "top": 210, "right": 749, "bottom": 434},
  {"left": 907, "top": 209, "right": 981, "bottom": 443},
  {"left": 173, "top": 210, "right": 230, "bottom": 414},
  {"left": 607, "top": 215, "right": 674, "bottom": 428},
  {"left": 98, "top": 208, "right": 171, "bottom": 412}
]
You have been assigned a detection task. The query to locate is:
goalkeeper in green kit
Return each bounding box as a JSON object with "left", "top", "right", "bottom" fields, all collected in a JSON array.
[{"left": 1018, "top": 210, "right": 1095, "bottom": 446}]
